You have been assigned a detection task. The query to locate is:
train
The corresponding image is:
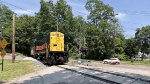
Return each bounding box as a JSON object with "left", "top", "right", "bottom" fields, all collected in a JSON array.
[{"left": 31, "top": 32, "right": 68, "bottom": 65}]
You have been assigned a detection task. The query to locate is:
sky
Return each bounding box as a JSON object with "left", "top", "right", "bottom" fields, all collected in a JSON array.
[{"left": 1, "top": 0, "right": 150, "bottom": 38}]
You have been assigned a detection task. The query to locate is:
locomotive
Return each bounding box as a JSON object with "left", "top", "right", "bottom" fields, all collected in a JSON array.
[{"left": 31, "top": 32, "right": 68, "bottom": 65}]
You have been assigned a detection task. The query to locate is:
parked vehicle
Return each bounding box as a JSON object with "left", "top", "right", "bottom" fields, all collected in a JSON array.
[{"left": 103, "top": 58, "right": 120, "bottom": 64}]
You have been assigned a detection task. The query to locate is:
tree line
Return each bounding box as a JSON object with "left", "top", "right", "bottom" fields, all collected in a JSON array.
[{"left": 0, "top": 0, "right": 149, "bottom": 60}]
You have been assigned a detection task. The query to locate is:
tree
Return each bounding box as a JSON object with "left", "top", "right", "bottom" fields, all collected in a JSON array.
[
  {"left": 0, "top": 4, "right": 13, "bottom": 39},
  {"left": 85, "top": 0, "right": 125, "bottom": 59},
  {"left": 35, "top": 0, "right": 77, "bottom": 57},
  {"left": 15, "top": 15, "right": 37, "bottom": 55},
  {"left": 124, "top": 38, "right": 139, "bottom": 59},
  {"left": 0, "top": 4, "right": 13, "bottom": 50},
  {"left": 72, "top": 17, "right": 87, "bottom": 52},
  {"left": 115, "top": 36, "right": 125, "bottom": 54},
  {"left": 135, "top": 26, "right": 150, "bottom": 60},
  {"left": 85, "top": 0, "right": 114, "bottom": 26},
  {"left": 85, "top": 25, "right": 105, "bottom": 59},
  {"left": 0, "top": 5, "right": 13, "bottom": 29},
  {"left": 55, "top": 0, "right": 74, "bottom": 43},
  {"left": 0, "top": 0, "right": 126, "bottom": 60},
  {"left": 37, "top": 0, "right": 56, "bottom": 37}
]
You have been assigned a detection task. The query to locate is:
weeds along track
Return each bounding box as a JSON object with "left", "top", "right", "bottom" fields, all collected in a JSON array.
[{"left": 57, "top": 65, "right": 150, "bottom": 84}]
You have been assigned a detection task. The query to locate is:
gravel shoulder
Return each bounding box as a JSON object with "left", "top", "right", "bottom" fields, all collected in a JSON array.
[
  {"left": 6, "top": 66, "right": 63, "bottom": 84},
  {"left": 7, "top": 66, "right": 108, "bottom": 84},
  {"left": 68, "top": 60, "right": 150, "bottom": 77}
]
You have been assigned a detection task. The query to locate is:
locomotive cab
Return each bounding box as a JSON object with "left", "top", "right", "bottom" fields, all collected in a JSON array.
[
  {"left": 32, "top": 31, "right": 68, "bottom": 65},
  {"left": 50, "top": 32, "right": 64, "bottom": 52}
]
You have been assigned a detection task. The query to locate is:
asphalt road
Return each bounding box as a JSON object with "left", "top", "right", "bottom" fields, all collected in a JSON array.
[
  {"left": 8, "top": 64, "right": 150, "bottom": 84},
  {"left": 72, "top": 60, "right": 150, "bottom": 77},
  {"left": 2, "top": 56, "right": 150, "bottom": 84},
  {"left": 90, "top": 63, "right": 150, "bottom": 77},
  {"left": 8, "top": 66, "right": 109, "bottom": 84}
]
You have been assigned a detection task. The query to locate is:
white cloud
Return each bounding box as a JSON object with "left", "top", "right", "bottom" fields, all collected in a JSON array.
[
  {"left": 115, "top": 13, "right": 127, "bottom": 21},
  {"left": 14, "top": 10, "right": 35, "bottom": 15}
]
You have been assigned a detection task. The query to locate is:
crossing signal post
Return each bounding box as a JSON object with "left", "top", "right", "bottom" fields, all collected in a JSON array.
[{"left": 0, "top": 38, "right": 8, "bottom": 71}]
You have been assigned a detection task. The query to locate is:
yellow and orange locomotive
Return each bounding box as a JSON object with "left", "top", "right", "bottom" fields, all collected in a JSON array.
[{"left": 32, "top": 32, "right": 68, "bottom": 65}]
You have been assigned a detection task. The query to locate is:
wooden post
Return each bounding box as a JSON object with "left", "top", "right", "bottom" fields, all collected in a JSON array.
[
  {"left": 2, "top": 57, "right": 4, "bottom": 71},
  {"left": 12, "top": 14, "right": 15, "bottom": 63},
  {"left": 57, "top": 15, "right": 59, "bottom": 32},
  {"left": 46, "top": 43, "right": 48, "bottom": 58}
]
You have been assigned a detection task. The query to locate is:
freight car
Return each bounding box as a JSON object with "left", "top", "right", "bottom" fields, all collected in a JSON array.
[{"left": 31, "top": 32, "right": 68, "bottom": 65}]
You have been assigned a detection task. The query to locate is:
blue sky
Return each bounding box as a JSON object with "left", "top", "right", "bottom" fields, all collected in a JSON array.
[{"left": 1, "top": 0, "right": 150, "bottom": 38}]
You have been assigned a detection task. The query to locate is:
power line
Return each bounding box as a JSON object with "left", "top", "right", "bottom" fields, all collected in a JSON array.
[
  {"left": 74, "top": 9, "right": 150, "bottom": 17},
  {"left": 115, "top": 10, "right": 150, "bottom": 16},
  {"left": 73, "top": 9, "right": 88, "bottom": 15},
  {"left": 1, "top": 0, "right": 35, "bottom": 14},
  {"left": 2, "top": 0, "right": 150, "bottom": 17},
  {"left": 68, "top": 0, "right": 150, "bottom": 16},
  {"left": 1, "top": 0, "right": 87, "bottom": 17}
]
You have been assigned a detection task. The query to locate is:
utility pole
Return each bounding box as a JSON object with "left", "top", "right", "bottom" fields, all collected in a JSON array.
[
  {"left": 83, "top": 37, "right": 85, "bottom": 48},
  {"left": 114, "top": 26, "right": 116, "bottom": 57},
  {"left": 57, "top": 19, "right": 58, "bottom": 32},
  {"left": 113, "top": 14, "right": 118, "bottom": 58},
  {"left": 57, "top": 14, "right": 59, "bottom": 32},
  {"left": 1, "top": 26, "right": 3, "bottom": 71},
  {"left": 12, "top": 14, "right": 15, "bottom": 63}
]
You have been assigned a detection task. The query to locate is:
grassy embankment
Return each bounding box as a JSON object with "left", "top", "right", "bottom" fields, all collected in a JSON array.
[
  {"left": 121, "top": 59, "right": 150, "bottom": 66},
  {"left": 0, "top": 59, "right": 39, "bottom": 82}
]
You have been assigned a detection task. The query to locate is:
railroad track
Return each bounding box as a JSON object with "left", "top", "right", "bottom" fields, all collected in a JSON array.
[{"left": 57, "top": 65, "right": 150, "bottom": 84}]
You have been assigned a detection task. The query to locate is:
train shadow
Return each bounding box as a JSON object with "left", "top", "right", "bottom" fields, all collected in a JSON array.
[
  {"left": 10, "top": 69, "right": 103, "bottom": 84},
  {"left": 0, "top": 81, "right": 5, "bottom": 84}
]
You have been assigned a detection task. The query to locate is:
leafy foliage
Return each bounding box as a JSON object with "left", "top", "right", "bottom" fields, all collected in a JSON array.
[
  {"left": 85, "top": 0, "right": 114, "bottom": 25},
  {"left": 84, "top": 0, "right": 125, "bottom": 59},
  {"left": 2, "top": 0, "right": 126, "bottom": 60},
  {"left": 124, "top": 38, "right": 140, "bottom": 59},
  {"left": 15, "top": 15, "right": 37, "bottom": 55},
  {"left": 0, "top": 5, "right": 13, "bottom": 39},
  {"left": 135, "top": 26, "right": 150, "bottom": 54}
]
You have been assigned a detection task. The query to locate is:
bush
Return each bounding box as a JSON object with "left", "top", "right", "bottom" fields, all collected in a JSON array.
[
  {"left": 115, "top": 54, "right": 129, "bottom": 60},
  {"left": 68, "top": 46, "right": 80, "bottom": 59},
  {"left": 70, "top": 53, "right": 80, "bottom": 59}
]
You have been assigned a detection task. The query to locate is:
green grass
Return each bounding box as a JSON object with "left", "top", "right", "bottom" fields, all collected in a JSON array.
[
  {"left": 0, "top": 59, "right": 39, "bottom": 82},
  {"left": 69, "top": 58, "right": 150, "bottom": 66},
  {"left": 121, "top": 59, "right": 150, "bottom": 66}
]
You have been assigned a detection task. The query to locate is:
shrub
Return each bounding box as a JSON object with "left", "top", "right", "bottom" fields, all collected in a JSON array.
[{"left": 115, "top": 54, "right": 129, "bottom": 60}]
